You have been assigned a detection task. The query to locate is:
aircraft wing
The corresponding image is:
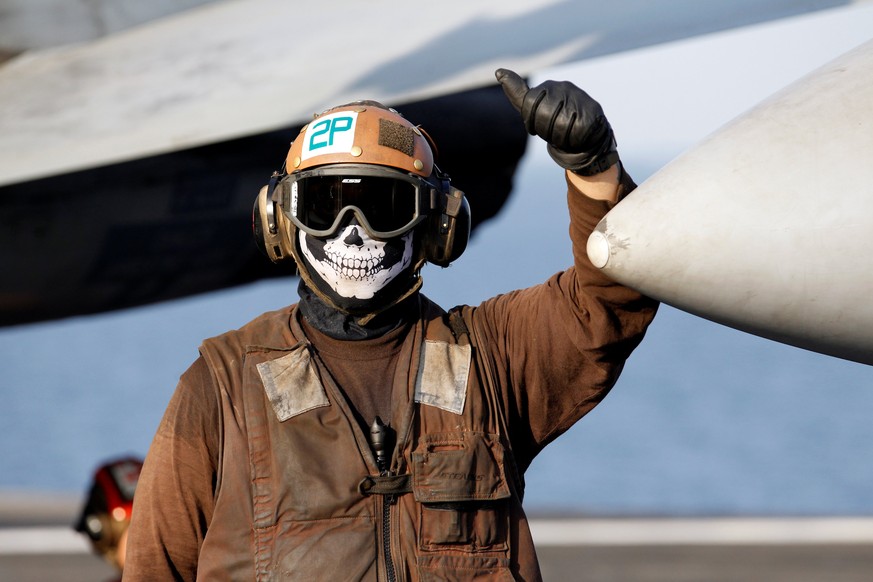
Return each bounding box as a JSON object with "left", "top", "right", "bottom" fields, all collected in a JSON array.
[
  {"left": 0, "top": 0, "right": 853, "bottom": 187},
  {"left": 0, "top": 0, "right": 855, "bottom": 326}
]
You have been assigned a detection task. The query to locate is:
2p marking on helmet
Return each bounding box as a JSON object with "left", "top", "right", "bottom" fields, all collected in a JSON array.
[
  {"left": 300, "top": 111, "right": 358, "bottom": 161},
  {"left": 288, "top": 105, "right": 432, "bottom": 177}
]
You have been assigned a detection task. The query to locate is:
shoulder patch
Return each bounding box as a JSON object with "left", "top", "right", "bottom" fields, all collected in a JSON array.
[
  {"left": 256, "top": 346, "right": 329, "bottom": 421},
  {"left": 414, "top": 340, "right": 471, "bottom": 415}
]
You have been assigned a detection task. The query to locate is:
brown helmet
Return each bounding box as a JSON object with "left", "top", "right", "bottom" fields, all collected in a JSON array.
[{"left": 285, "top": 101, "right": 435, "bottom": 177}]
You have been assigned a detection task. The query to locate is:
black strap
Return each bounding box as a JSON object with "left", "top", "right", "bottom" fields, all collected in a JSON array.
[
  {"left": 358, "top": 474, "right": 413, "bottom": 497},
  {"left": 447, "top": 308, "right": 469, "bottom": 342}
]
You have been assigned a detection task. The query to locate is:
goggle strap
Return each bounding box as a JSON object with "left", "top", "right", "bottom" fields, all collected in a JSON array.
[{"left": 444, "top": 190, "right": 464, "bottom": 217}]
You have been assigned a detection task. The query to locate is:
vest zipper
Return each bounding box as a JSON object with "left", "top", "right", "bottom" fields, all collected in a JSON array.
[
  {"left": 382, "top": 491, "right": 397, "bottom": 582},
  {"left": 371, "top": 417, "right": 397, "bottom": 582}
]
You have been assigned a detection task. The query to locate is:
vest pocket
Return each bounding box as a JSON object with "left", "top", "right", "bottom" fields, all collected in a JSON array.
[
  {"left": 412, "top": 432, "right": 511, "bottom": 553},
  {"left": 417, "top": 554, "right": 516, "bottom": 582},
  {"left": 418, "top": 500, "right": 507, "bottom": 551}
]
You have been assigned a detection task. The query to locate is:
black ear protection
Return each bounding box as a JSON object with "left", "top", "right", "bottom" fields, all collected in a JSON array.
[
  {"left": 415, "top": 126, "right": 471, "bottom": 267},
  {"left": 423, "top": 168, "right": 470, "bottom": 267}
]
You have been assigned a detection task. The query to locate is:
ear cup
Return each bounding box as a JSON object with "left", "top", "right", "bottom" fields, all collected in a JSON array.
[
  {"left": 252, "top": 174, "right": 294, "bottom": 264},
  {"left": 252, "top": 185, "right": 270, "bottom": 258},
  {"left": 425, "top": 185, "right": 470, "bottom": 267},
  {"left": 449, "top": 191, "right": 471, "bottom": 261}
]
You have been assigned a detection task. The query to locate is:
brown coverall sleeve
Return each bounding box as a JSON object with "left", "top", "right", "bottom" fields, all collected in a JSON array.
[
  {"left": 123, "top": 357, "right": 219, "bottom": 581},
  {"left": 466, "top": 170, "right": 658, "bottom": 472}
]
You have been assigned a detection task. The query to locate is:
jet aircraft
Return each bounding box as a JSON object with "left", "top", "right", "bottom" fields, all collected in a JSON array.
[{"left": 0, "top": 0, "right": 863, "bottom": 340}]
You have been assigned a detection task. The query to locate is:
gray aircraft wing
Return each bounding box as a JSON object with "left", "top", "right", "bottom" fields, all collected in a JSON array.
[{"left": 0, "top": 0, "right": 851, "bottom": 325}]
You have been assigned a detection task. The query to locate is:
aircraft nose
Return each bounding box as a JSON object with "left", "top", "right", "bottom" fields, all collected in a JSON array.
[{"left": 587, "top": 229, "right": 611, "bottom": 269}]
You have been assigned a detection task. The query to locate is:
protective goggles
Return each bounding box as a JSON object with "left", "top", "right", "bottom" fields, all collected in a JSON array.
[{"left": 284, "top": 165, "right": 435, "bottom": 239}]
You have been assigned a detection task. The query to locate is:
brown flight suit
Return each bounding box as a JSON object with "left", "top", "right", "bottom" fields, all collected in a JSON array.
[{"left": 124, "top": 174, "right": 658, "bottom": 581}]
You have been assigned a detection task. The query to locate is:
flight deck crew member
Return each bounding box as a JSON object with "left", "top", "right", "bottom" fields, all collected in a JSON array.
[
  {"left": 123, "top": 69, "right": 658, "bottom": 581},
  {"left": 76, "top": 457, "right": 143, "bottom": 579}
]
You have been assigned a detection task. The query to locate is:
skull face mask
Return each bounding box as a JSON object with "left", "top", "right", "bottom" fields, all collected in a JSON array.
[{"left": 295, "top": 219, "right": 419, "bottom": 315}]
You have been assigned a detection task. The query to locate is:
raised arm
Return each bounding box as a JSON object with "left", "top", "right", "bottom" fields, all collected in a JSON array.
[{"left": 464, "top": 70, "right": 658, "bottom": 470}]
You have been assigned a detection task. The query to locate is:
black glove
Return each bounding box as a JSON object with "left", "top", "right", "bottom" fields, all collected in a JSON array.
[{"left": 496, "top": 68, "right": 619, "bottom": 176}]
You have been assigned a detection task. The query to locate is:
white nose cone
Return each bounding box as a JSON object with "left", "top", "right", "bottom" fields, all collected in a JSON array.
[
  {"left": 588, "top": 38, "right": 873, "bottom": 365},
  {"left": 586, "top": 230, "right": 611, "bottom": 270}
]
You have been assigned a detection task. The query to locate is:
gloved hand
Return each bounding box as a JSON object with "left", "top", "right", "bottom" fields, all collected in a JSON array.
[{"left": 496, "top": 68, "right": 619, "bottom": 176}]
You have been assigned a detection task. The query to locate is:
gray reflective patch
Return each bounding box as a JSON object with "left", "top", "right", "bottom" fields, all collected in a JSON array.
[
  {"left": 414, "top": 341, "right": 471, "bottom": 415},
  {"left": 256, "top": 347, "right": 329, "bottom": 421}
]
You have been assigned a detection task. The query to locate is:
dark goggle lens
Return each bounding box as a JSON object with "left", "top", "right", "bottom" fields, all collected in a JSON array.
[{"left": 295, "top": 175, "right": 419, "bottom": 234}]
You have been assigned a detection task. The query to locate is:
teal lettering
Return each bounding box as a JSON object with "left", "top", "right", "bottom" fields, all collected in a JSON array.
[
  {"left": 308, "top": 116, "right": 354, "bottom": 151},
  {"left": 328, "top": 116, "right": 353, "bottom": 145},
  {"left": 308, "top": 119, "right": 331, "bottom": 150}
]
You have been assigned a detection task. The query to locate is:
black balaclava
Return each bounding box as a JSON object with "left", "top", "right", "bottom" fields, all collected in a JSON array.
[{"left": 294, "top": 217, "right": 424, "bottom": 339}]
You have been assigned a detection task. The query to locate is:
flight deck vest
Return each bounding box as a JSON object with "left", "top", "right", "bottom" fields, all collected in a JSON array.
[{"left": 195, "top": 299, "right": 542, "bottom": 581}]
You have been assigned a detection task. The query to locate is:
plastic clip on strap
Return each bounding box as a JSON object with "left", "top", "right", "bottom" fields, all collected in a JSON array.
[{"left": 361, "top": 416, "right": 411, "bottom": 496}]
